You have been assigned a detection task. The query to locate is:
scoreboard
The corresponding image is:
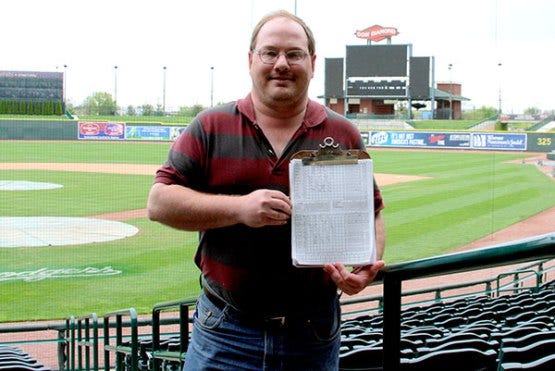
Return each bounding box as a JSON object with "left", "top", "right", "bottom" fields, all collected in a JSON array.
[{"left": 0, "top": 70, "right": 63, "bottom": 103}]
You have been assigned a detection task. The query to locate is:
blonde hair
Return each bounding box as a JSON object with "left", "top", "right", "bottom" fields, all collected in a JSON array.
[{"left": 249, "top": 10, "right": 316, "bottom": 56}]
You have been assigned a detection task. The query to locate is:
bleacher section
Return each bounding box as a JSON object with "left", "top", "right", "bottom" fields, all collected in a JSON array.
[
  {"left": 57, "top": 278, "right": 555, "bottom": 371},
  {"left": 0, "top": 345, "right": 50, "bottom": 370},
  {"left": 339, "top": 285, "right": 555, "bottom": 370}
]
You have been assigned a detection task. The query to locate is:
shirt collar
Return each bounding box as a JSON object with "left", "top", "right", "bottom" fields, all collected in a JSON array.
[{"left": 237, "top": 93, "right": 326, "bottom": 128}]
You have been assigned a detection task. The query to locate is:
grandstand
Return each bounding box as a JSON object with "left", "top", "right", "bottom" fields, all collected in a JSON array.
[{"left": 1, "top": 233, "right": 553, "bottom": 370}]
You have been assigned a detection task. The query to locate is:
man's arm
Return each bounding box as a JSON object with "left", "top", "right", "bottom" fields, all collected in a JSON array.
[
  {"left": 374, "top": 211, "right": 386, "bottom": 260},
  {"left": 147, "top": 183, "right": 292, "bottom": 231}
]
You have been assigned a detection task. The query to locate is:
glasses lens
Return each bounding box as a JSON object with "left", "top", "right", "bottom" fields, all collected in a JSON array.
[
  {"left": 257, "top": 50, "right": 307, "bottom": 64},
  {"left": 286, "top": 51, "right": 306, "bottom": 63}
]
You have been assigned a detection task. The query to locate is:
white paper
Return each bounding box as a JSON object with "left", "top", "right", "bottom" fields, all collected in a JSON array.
[{"left": 289, "top": 158, "right": 376, "bottom": 267}]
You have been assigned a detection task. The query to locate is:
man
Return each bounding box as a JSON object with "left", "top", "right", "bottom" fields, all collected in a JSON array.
[{"left": 147, "top": 10, "right": 385, "bottom": 370}]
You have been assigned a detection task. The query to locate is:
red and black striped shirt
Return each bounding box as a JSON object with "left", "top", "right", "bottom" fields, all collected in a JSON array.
[{"left": 154, "top": 94, "right": 384, "bottom": 315}]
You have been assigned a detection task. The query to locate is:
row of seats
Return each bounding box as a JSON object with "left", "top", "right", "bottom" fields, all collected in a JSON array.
[
  {"left": 0, "top": 346, "right": 50, "bottom": 370},
  {"left": 339, "top": 285, "right": 555, "bottom": 370}
]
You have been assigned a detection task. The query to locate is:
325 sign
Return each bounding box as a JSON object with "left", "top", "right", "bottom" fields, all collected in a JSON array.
[{"left": 527, "top": 133, "right": 555, "bottom": 152}]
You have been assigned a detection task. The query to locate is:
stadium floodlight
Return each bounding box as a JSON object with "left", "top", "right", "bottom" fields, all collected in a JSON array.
[
  {"left": 448, "top": 63, "right": 453, "bottom": 120},
  {"left": 63, "top": 64, "right": 68, "bottom": 111},
  {"left": 163, "top": 66, "right": 167, "bottom": 114},
  {"left": 114, "top": 65, "right": 119, "bottom": 115},
  {"left": 210, "top": 66, "right": 214, "bottom": 107},
  {"left": 498, "top": 62, "right": 502, "bottom": 115}
]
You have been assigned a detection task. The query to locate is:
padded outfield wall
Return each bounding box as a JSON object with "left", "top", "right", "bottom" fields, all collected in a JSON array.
[{"left": 0, "top": 119, "right": 554, "bottom": 152}]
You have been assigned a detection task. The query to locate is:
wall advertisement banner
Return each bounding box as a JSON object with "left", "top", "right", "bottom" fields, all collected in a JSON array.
[
  {"left": 77, "top": 122, "right": 186, "bottom": 141},
  {"left": 78, "top": 122, "right": 126, "bottom": 140},
  {"left": 125, "top": 126, "right": 185, "bottom": 141},
  {"left": 367, "top": 131, "right": 471, "bottom": 149},
  {"left": 470, "top": 133, "right": 527, "bottom": 150},
  {"left": 365, "top": 131, "right": 527, "bottom": 151}
]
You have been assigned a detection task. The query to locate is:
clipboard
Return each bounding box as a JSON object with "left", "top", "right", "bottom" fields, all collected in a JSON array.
[{"left": 289, "top": 137, "right": 376, "bottom": 267}]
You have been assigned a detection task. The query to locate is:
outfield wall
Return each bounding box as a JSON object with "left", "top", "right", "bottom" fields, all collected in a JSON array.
[{"left": 1, "top": 119, "right": 554, "bottom": 152}]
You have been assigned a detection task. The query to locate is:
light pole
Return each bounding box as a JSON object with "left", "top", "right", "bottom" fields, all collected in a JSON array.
[
  {"left": 162, "top": 66, "right": 167, "bottom": 114},
  {"left": 448, "top": 63, "right": 453, "bottom": 120},
  {"left": 210, "top": 66, "right": 214, "bottom": 107},
  {"left": 63, "top": 64, "right": 68, "bottom": 113},
  {"left": 497, "top": 62, "right": 502, "bottom": 116},
  {"left": 114, "top": 65, "right": 118, "bottom": 115}
]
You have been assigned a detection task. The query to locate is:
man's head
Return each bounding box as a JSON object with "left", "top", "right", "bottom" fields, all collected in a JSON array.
[
  {"left": 248, "top": 10, "right": 316, "bottom": 110},
  {"left": 249, "top": 10, "right": 316, "bottom": 57}
]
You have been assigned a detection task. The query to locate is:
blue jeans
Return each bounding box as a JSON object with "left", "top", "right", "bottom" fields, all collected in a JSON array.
[{"left": 183, "top": 291, "right": 341, "bottom": 370}]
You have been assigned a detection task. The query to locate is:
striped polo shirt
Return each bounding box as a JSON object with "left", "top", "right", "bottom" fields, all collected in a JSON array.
[{"left": 154, "top": 94, "right": 384, "bottom": 316}]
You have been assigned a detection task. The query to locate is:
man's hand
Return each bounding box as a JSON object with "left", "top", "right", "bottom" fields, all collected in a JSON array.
[
  {"left": 323, "top": 261, "right": 385, "bottom": 296},
  {"left": 238, "top": 189, "right": 292, "bottom": 228}
]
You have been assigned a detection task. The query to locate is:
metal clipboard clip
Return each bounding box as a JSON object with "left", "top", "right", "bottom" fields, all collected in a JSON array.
[{"left": 291, "top": 137, "right": 370, "bottom": 166}]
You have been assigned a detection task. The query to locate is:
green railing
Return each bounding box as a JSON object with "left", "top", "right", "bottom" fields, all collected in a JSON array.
[
  {"left": 151, "top": 297, "right": 196, "bottom": 370},
  {"left": 103, "top": 308, "right": 138, "bottom": 370},
  {"left": 379, "top": 232, "right": 555, "bottom": 370}
]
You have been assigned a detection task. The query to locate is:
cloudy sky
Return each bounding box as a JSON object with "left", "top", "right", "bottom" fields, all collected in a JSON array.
[{"left": 2, "top": 0, "right": 553, "bottom": 114}]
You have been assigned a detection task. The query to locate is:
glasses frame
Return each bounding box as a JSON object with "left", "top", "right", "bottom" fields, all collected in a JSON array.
[{"left": 253, "top": 49, "right": 309, "bottom": 65}]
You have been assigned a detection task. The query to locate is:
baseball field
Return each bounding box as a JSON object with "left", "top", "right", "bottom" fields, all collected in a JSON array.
[{"left": 1, "top": 140, "right": 554, "bottom": 322}]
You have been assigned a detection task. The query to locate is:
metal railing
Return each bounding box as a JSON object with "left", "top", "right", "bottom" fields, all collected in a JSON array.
[
  {"left": 103, "top": 308, "right": 138, "bottom": 370},
  {"left": 150, "top": 297, "right": 196, "bottom": 370}
]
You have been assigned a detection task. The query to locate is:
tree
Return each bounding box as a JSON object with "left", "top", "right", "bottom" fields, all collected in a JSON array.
[
  {"left": 177, "top": 104, "right": 205, "bottom": 117},
  {"left": 462, "top": 106, "right": 498, "bottom": 120},
  {"left": 140, "top": 104, "right": 154, "bottom": 116},
  {"left": 80, "top": 92, "right": 117, "bottom": 115},
  {"left": 126, "top": 105, "right": 136, "bottom": 116},
  {"left": 524, "top": 107, "right": 541, "bottom": 115}
]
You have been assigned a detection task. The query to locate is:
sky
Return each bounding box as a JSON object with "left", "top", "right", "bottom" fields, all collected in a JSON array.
[{"left": 2, "top": 0, "right": 554, "bottom": 114}]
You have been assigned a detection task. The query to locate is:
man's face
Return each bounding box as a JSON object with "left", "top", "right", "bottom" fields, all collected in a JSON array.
[{"left": 249, "top": 17, "right": 316, "bottom": 107}]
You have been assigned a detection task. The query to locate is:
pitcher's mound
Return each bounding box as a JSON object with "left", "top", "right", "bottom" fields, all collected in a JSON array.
[
  {"left": 0, "top": 180, "right": 63, "bottom": 191},
  {"left": 0, "top": 217, "right": 139, "bottom": 248}
]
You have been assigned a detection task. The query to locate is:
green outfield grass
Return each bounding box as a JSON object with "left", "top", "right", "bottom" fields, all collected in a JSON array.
[{"left": 1, "top": 141, "right": 554, "bottom": 321}]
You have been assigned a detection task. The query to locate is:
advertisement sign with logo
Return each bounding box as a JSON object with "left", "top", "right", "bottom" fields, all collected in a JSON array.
[
  {"left": 368, "top": 131, "right": 471, "bottom": 149},
  {"left": 471, "top": 133, "right": 527, "bottom": 150},
  {"left": 78, "top": 121, "right": 126, "bottom": 140},
  {"left": 125, "top": 125, "right": 185, "bottom": 141},
  {"left": 365, "top": 131, "right": 528, "bottom": 151},
  {"left": 355, "top": 25, "right": 399, "bottom": 42}
]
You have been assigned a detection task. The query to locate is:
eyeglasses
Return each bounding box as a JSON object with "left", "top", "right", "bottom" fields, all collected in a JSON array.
[{"left": 254, "top": 49, "right": 309, "bottom": 65}]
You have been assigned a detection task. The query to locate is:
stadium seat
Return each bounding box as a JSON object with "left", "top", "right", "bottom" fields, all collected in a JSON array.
[
  {"left": 341, "top": 336, "right": 377, "bottom": 351},
  {"left": 490, "top": 326, "right": 544, "bottom": 343},
  {"left": 467, "top": 310, "right": 498, "bottom": 323},
  {"left": 415, "top": 338, "right": 499, "bottom": 356},
  {"left": 400, "top": 348, "right": 497, "bottom": 371},
  {"left": 339, "top": 346, "right": 384, "bottom": 370},
  {"left": 504, "top": 310, "right": 540, "bottom": 327},
  {"left": 0, "top": 346, "right": 49, "bottom": 370},
  {"left": 498, "top": 338, "right": 555, "bottom": 364},
  {"left": 498, "top": 353, "right": 555, "bottom": 371},
  {"left": 424, "top": 330, "right": 488, "bottom": 348},
  {"left": 433, "top": 315, "right": 467, "bottom": 329},
  {"left": 500, "top": 330, "right": 555, "bottom": 349},
  {"left": 348, "top": 330, "right": 384, "bottom": 343}
]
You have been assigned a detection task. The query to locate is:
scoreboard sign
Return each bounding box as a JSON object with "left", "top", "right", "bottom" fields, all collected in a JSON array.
[
  {"left": 347, "top": 78, "right": 407, "bottom": 97},
  {"left": 0, "top": 70, "right": 63, "bottom": 103}
]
